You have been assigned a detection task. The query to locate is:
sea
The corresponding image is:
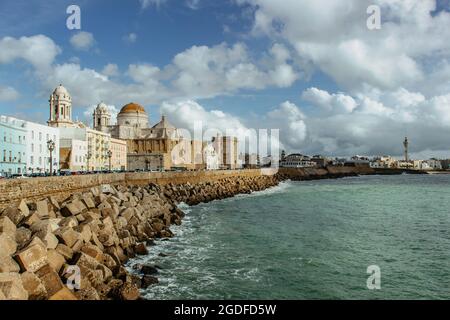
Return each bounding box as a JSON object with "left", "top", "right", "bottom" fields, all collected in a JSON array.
[{"left": 127, "top": 174, "right": 450, "bottom": 300}]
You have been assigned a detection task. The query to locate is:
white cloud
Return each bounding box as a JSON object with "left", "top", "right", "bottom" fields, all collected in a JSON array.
[
  {"left": 160, "top": 100, "right": 247, "bottom": 137},
  {"left": 185, "top": 0, "right": 201, "bottom": 10},
  {"left": 0, "top": 35, "right": 60, "bottom": 70},
  {"left": 140, "top": 0, "right": 167, "bottom": 8},
  {"left": 127, "top": 64, "right": 160, "bottom": 83},
  {"left": 0, "top": 34, "right": 300, "bottom": 110},
  {"left": 302, "top": 87, "right": 358, "bottom": 114},
  {"left": 239, "top": 0, "right": 450, "bottom": 94},
  {"left": 123, "top": 33, "right": 137, "bottom": 43},
  {"left": 102, "top": 63, "right": 119, "bottom": 77},
  {"left": 70, "top": 31, "right": 95, "bottom": 51},
  {"left": 171, "top": 42, "right": 299, "bottom": 98},
  {"left": 0, "top": 86, "right": 19, "bottom": 101},
  {"left": 266, "top": 101, "right": 307, "bottom": 149},
  {"left": 298, "top": 87, "right": 450, "bottom": 157},
  {"left": 160, "top": 99, "right": 305, "bottom": 154}
]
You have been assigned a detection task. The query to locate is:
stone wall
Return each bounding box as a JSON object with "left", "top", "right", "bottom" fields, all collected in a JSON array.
[{"left": 0, "top": 169, "right": 274, "bottom": 210}]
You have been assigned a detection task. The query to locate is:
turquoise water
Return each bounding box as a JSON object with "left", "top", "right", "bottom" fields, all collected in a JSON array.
[{"left": 129, "top": 174, "right": 450, "bottom": 299}]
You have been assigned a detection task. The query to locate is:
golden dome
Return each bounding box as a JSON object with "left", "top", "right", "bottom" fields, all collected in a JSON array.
[{"left": 119, "top": 103, "right": 146, "bottom": 114}]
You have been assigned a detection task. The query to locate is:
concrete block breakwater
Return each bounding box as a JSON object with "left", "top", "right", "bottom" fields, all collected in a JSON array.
[
  {"left": 0, "top": 166, "right": 401, "bottom": 300},
  {"left": 0, "top": 169, "right": 273, "bottom": 209}
]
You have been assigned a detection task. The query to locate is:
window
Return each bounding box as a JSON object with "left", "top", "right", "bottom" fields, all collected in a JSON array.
[
  {"left": 2, "top": 150, "right": 5, "bottom": 162},
  {"left": 31, "top": 144, "right": 34, "bottom": 152},
  {"left": 9, "top": 151, "right": 12, "bottom": 162},
  {"left": 32, "top": 131, "right": 34, "bottom": 139},
  {"left": 39, "top": 145, "right": 42, "bottom": 153},
  {"left": 39, "top": 132, "right": 42, "bottom": 141},
  {"left": 30, "top": 156, "right": 34, "bottom": 165},
  {"left": 39, "top": 157, "right": 42, "bottom": 165}
]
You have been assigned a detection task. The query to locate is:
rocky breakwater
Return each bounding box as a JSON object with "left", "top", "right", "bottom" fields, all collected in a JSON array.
[
  {"left": 0, "top": 183, "right": 183, "bottom": 300},
  {"left": 277, "top": 166, "right": 376, "bottom": 181},
  {"left": 161, "top": 174, "right": 280, "bottom": 206},
  {"left": 0, "top": 174, "right": 279, "bottom": 300}
]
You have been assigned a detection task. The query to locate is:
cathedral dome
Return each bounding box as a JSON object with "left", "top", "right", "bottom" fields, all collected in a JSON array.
[{"left": 119, "top": 103, "right": 146, "bottom": 114}]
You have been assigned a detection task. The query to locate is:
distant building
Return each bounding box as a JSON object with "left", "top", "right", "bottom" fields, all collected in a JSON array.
[
  {"left": 110, "top": 138, "right": 127, "bottom": 171},
  {"left": 310, "top": 155, "right": 331, "bottom": 167},
  {"left": 0, "top": 116, "right": 27, "bottom": 176},
  {"left": 439, "top": 159, "right": 450, "bottom": 170},
  {"left": 345, "top": 155, "right": 370, "bottom": 167},
  {"left": 203, "top": 143, "right": 219, "bottom": 170},
  {"left": 243, "top": 153, "right": 260, "bottom": 169},
  {"left": 261, "top": 155, "right": 274, "bottom": 167},
  {"left": 280, "top": 154, "right": 316, "bottom": 168},
  {"left": 370, "top": 156, "right": 397, "bottom": 169},
  {"left": 212, "top": 135, "right": 239, "bottom": 170},
  {"left": 59, "top": 127, "right": 110, "bottom": 171},
  {"left": 425, "top": 159, "right": 442, "bottom": 170}
]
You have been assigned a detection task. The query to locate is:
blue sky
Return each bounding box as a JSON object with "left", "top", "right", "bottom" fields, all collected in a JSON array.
[{"left": 1, "top": 0, "right": 450, "bottom": 157}]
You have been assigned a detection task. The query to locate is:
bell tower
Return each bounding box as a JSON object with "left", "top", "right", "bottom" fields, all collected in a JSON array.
[
  {"left": 93, "top": 102, "right": 111, "bottom": 133},
  {"left": 48, "top": 84, "right": 73, "bottom": 128}
]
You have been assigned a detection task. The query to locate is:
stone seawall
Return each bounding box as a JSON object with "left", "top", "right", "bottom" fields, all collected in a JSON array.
[{"left": 0, "top": 169, "right": 276, "bottom": 210}]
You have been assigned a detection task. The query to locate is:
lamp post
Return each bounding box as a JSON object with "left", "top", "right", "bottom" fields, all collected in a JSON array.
[
  {"left": 107, "top": 150, "right": 112, "bottom": 172},
  {"left": 47, "top": 140, "right": 55, "bottom": 176},
  {"left": 87, "top": 151, "right": 92, "bottom": 172}
]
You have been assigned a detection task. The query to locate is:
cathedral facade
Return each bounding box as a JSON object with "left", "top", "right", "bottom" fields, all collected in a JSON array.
[{"left": 93, "top": 102, "right": 204, "bottom": 171}]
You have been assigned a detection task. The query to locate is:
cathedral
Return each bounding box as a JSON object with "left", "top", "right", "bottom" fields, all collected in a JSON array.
[{"left": 93, "top": 102, "right": 204, "bottom": 171}]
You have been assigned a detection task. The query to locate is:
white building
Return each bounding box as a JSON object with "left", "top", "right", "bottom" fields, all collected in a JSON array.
[
  {"left": 370, "top": 156, "right": 397, "bottom": 168},
  {"left": 203, "top": 144, "right": 219, "bottom": 170},
  {"left": 427, "top": 159, "right": 442, "bottom": 170},
  {"left": 25, "top": 121, "right": 60, "bottom": 174},
  {"left": 60, "top": 139, "right": 87, "bottom": 171},
  {"left": 5, "top": 117, "right": 60, "bottom": 175},
  {"left": 280, "top": 154, "right": 316, "bottom": 168}
]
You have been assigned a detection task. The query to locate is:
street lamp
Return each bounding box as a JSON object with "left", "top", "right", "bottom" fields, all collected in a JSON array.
[
  {"left": 107, "top": 150, "right": 112, "bottom": 172},
  {"left": 47, "top": 140, "right": 55, "bottom": 176},
  {"left": 87, "top": 151, "right": 92, "bottom": 172}
]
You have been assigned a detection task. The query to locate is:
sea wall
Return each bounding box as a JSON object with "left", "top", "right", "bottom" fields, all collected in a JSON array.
[{"left": 0, "top": 169, "right": 276, "bottom": 210}]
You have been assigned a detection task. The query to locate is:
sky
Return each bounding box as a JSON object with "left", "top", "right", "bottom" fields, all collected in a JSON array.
[{"left": 1, "top": 0, "right": 450, "bottom": 158}]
